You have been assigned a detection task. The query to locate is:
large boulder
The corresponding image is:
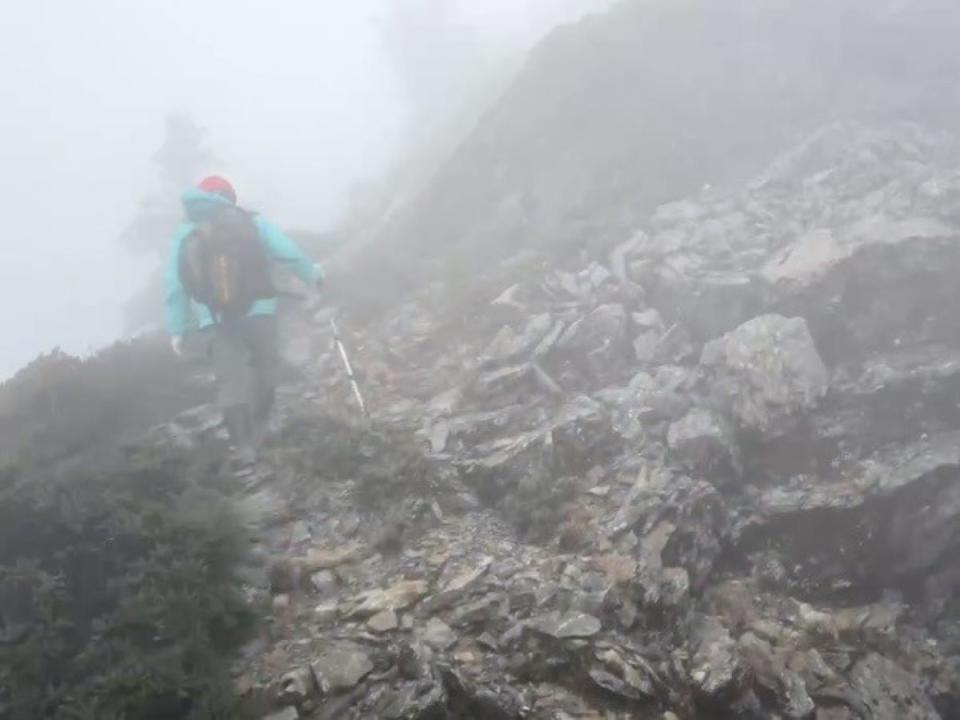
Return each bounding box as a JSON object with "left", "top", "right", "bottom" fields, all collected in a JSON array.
[
  {"left": 768, "top": 223, "right": 960, "bottom": 364},
  {"left": 701, "top": 315, "right": 828, "bottom": 438},
  {"left": 812, "top": 345, "right": 960, "bottom": 459},
  {"left": 849, "top": 654, "right": 942, "bottom": 720},
  {"left": 736, "top": 431, "right": 960, "bottom": 596}
]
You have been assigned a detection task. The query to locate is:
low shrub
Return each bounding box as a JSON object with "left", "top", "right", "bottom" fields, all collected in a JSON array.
[
  {"left": 0, "top": 339, "right": 253, "bottom": 719},
  {"left": 0, "top": 446, "right": 255, "bottom": 719}
]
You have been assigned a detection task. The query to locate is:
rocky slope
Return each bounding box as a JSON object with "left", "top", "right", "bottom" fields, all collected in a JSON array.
[
  {"left": 344, "top": 0, "right": 960, "bottom": 318},
  {"left": 149, "top": 120, "right": 960, "bottom": 719}
]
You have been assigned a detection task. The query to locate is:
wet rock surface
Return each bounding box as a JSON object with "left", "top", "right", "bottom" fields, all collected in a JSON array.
[
  {"left": 700, "top": 314, "right": 829, "bottom": 439},
  {"left": 132, "top": 122, "right": 960, "bottom": 719}
]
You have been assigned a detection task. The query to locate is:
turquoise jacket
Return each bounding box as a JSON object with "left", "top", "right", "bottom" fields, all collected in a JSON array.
[{"left": 164, "top": 188, "right": 322, "bottom": 336}]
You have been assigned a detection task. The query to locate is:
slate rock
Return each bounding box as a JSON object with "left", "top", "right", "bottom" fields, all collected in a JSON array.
[
  {"left": 701, "top": 314, "right": 828, "bottom": 437},
  {"left": 423, "top": 617, "right": 457, "bottom": 650},
  {"left": 450, "top": 595, "right": 503, "bottom": 627},
  {"left": 311, "top": 645, "right": 374, "bottom": 693},
  {"left": 263, "top": 708, "right": 299, "bottom": 720},
  {"left": 688, "top": 615, "right": 744, "bottom": 700},
  {"left": 377, "top": 682, "right": 448, "bottom": 720},
  {"left": 529, "top": 611, "right": 602, "bottom": 639},
  {"left": 551, "top": 304, "right": 630, "bottom": 381},
  {"left": 314, "top": 602, "right": 338, "bottom": 626},
  {"left": 422, "top": 557, "right": 492, "bottom": 614},
  {"left": 368, "top": 608, "right": 399, "bottom": 633},
  {"left": 345, "top": 580, "right": 427, "bottom": 618},
  {"left": 849, "top": 653, "right": 940, "bottom": 720},
  {"left": 310, "top": 569, "right": 337, "bottom": 597},
  {"left": 667, "top": 408, "right": 740, "bottom": 478}
]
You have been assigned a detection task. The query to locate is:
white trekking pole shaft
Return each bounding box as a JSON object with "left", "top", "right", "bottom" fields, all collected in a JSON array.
[{"left": 330, "top": 318, "right": 368, "bottom": 418}]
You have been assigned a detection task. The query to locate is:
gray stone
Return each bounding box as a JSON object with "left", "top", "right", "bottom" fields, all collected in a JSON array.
[
  {"left": 598, "top": 365, "right": 694, "bottom": 439},
  {"left": 423, "top": 617, "right": 457, "bottom": 650},
  {"left": 368, "top": 608, "right": 399, "bottom": 633},
  {"left": 421, "top": 557, "right": 492, "bottom": 614},
  {"left": 667, "top": 408, "right": 740, "bottom": 477},
  {"left": 450, "top": 595, "right": 502, "bottom": 627},
  {"left": 688, "top": 616, "right": 744, "bottom": 699},
  {"left": 309, "top": 570, "right": 337, "bottom": 597},
  {"left": 344, "top": 580, "right": 427, "bottom": 619},
  {"left": 477, "top": 632, "right": 499, "bottom": 651},
  {"left": 311, "top": 644, "right": 374, "bottom": 693},
  {"left": 529, "top": 611, "right": 602, "bottom": 639},
  {"left": 552, "top": 304, "right": 629, "bottom": 380},
  {"left": 633, "top": 308, "right": 664, "bottom": 330},
  {"left": 589, "top": 668, "right": 649, "bottom": 702},
  {"left": 439, "top": 666, "right": 527, "bottom": 719},
  {"left": 458, "top": 428, "right": 553, "bottom": 501},
  {"left": 289, "top": 520, "right": 311, "bottom": 546},
  {"left": 738, "top": 632, "right": 814, "bottom": 719},
  {"left": 483, "top": 313, "right": 555, "bottom": 363},
  {"left": 173, "top": 403, "right": 222, "bottom": 432},
  {"left": 633, "top": 332, "right": 663, "bottom": 363},
  {"left": 587, "top": 262, "right": 614, "bottom": 290},
  {"left": 279, "top": 665, "right": 317, "bottom": 705},
  {"left": 652, "top": 199, "right": 707, "bottom": 229},
  {"left": 532, "top": 319, "right": 568, "bottom": 358},
  {"left": 550, "top": 396, "right": 623, "bottom": 474},
  {"left": 632, "top": 308, "right": 667, "bottom": 363},
  {"left": 849, "top": 653, "right": 940, "bottom": 720},
  {"left": 781, "top": 669, "right": 815, "bottom": 719},
  {"left": 741, "top": 431, "right": 960, "bottom": 591},
  {"left": 314, "top": 602, "right": 338, "bottom": 626},
  {"left": 592, "top": 647, "right": 657, "bottom": 701},
  {"left": 701, "top": 314, "right": 828, "bottom": 437},
  {"left": 263, "top": 708, "right": 299, "bottom": 720},
  {"left": 469, "top": 363, "right": 552, "bottom": 406},
  {"left": 377, "top": 683, "right": 447, "bottom": 719},
  {"left": 427, "top": 420, "right": 450, "bottom": 453},
  {"left": 508, "top": 586, "right": 537, "bottom": 615},
  {"left": 608, "top": 472, "right": 728, "bottom": 592}
]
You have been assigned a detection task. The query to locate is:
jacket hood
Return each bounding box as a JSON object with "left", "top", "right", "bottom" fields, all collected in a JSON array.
[{"left": 180, "top": 187, "right": 234, "bottom": 222}]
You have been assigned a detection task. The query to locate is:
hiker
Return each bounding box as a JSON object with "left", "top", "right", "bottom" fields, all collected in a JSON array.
[{"left": 164, "top": 175, "right": 323, "bottom": 457}]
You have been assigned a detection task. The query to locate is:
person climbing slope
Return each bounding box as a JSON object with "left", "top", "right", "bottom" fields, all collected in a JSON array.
[{"left": 164, "top": 175, "right": 323, "bottom": 459}]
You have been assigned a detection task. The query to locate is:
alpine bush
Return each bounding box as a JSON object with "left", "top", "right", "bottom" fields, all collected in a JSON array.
[{"left": 0, "top": 339, "right": 255, "bottom": 719}]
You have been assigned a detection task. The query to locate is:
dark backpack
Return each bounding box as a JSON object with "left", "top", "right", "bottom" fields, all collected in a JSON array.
[{"left": 178, "top": 205, "right": 275, "bottom": 321}]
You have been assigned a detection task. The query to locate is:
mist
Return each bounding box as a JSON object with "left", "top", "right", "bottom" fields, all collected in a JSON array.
[
  {"left": 8, "top": 2, "right": 960, "bottom": 717},
  {"left": 0, "top": 0, "right": 611, "bottom": 379}
]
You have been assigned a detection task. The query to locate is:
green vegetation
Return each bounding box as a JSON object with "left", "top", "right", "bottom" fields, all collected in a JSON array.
[{"left": 0, "top": 338, "right": 255, "bottom": 719}]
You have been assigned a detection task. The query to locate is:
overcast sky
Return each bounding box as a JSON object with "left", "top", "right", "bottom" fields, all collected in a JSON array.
[{"left": 0, "top": 0, "right": 612, "bottom": 379}]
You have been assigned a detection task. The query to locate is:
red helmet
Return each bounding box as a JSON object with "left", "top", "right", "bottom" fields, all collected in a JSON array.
[{"left": 197, "top": 175, "right": 237, "bottom": 204}]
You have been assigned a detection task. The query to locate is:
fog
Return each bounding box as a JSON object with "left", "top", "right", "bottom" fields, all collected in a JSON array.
[{"left": 0, "top": 0, "right": 611, "bottom": 379}]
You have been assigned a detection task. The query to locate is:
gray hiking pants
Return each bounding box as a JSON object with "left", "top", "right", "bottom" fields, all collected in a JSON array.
[{"left": 203, "top": 315, "right": 278, "bottom": 447}]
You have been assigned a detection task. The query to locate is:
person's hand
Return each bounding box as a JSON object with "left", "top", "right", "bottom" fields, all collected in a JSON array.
[{"left": 171, "top": 336, "right": 185, "bottom": 357}]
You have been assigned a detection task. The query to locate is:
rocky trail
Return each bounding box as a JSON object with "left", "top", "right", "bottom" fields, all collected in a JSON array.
[{"left": 157, "top": 122, "right": 960, "bottom": 719}]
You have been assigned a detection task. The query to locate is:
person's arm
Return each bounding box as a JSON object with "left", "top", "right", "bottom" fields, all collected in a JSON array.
[
  {"left": 254, "top": 215, "right": 324, "bottom": 286},
  {"left": 163, "top": 225, "right": 195, "bottom": 337}
]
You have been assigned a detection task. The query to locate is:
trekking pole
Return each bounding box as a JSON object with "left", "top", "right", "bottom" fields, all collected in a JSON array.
[{"left": 329, "top": 318, "right": 368, "bottom": 419}]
